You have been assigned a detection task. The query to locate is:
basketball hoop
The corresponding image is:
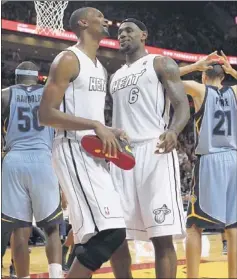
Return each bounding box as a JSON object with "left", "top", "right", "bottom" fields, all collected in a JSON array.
[{"left": 34, "top": 1, "right": 69, "bottom": 35}]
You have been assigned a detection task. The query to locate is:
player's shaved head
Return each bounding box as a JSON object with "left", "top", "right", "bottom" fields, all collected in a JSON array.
[
  {"left": 69, "top": 7, "right": 108, "bottom": 40},
  {"left": 69, "top": 7, "right": 96, "bottom": 36}
]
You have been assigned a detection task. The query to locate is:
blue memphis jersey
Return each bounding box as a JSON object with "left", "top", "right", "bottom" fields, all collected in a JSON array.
[
  {"left": 194, "top": 85, "right": 237, "bottom": 155},
  {"left": 4, "top": 84, "right": 54, "bottom": 151}
]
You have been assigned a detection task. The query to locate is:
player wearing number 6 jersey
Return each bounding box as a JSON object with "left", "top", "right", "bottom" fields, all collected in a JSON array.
[
  {"left": 109, "top": 18, "right": 190, "bottom": 279},
  {"left": 179, "top": 52, "right": 237, "bottom": 279},
  {"left": 1, "top": 61, "right": 63, "bottom": 278}
]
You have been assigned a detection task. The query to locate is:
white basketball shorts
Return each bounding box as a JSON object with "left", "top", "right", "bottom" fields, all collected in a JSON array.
[
  {"left": 53, "top": 138, "right": 125, "bottom": 244},
  {"left": 110, "top": 139, "right": 186, "bottom": 241}
]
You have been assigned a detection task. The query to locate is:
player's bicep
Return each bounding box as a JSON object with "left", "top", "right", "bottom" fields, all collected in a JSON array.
[
  {"left": 182, "top": 81, "right": 205, "bottom": 98},
  {"left": 155, "top": 57, "right": 188, "bottom": 108},
  {"left": 41, "top": 52, "right": 79, "bottom": 110}
]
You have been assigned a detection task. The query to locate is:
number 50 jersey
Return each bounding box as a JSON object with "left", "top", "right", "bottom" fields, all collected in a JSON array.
[
  {"left": 195, "top": 85, "right": 237, "bottom": 155},
  {"left": 4, "top": 85, "right": 54, "bottom": 152}
]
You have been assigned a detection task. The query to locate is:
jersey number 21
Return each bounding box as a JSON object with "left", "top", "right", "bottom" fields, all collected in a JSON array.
[{"left": 213, "top": 110, "right": 231, "bottom": 136}]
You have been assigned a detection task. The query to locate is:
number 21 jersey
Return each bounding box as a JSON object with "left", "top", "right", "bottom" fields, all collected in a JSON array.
[
  {"left": 4, "top": 84, "right": 54, "bottom": 152},
  {"left": 195, "top": 85, "right": 237, "bottom": 155},
  {"left": 110, "top": 55, "right": 170, "bottom": 143}
]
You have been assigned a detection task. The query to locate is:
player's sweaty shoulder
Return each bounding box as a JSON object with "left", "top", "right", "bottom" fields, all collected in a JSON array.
[
  {"left": 153, "top": 56, "right": 179, "bottom": 77},
  {"left": 50, "top": 50, "right": 80, "bottom": 82}
]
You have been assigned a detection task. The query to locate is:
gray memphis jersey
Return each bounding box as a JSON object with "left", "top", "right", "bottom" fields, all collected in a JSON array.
[
  {"left": 195, "top": 85, "right": 237, "bottom": 155},
  {"left": 4, "top": 84, "right": 54, "bottom": 151}
]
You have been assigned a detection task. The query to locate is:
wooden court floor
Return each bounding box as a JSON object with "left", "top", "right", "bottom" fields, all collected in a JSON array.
[{"left": 2, "top": 233, "right": 228, "bottom": 278}]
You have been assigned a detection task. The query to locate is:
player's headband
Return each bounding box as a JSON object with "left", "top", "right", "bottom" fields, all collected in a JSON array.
[
  {"left": 15, "top": 69, "right": 38, "bottom": 76},
  {"left": 121, "top": 18, "right": 148, "bottom": 32}
]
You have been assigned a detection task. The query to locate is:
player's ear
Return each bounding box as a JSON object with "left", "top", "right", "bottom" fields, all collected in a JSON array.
[
  {"left": 78, "top": 19, "right": 88, "bottom": 29},
  {"left": 141, "top": 31, "right": 148, "bottom": 42}
]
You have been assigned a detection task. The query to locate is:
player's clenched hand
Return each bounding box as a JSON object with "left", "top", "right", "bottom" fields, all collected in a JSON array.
[
  {"left": 94, "top": 123, "right": 122, "bottom": 158},
  {"left": 155, "top": 130, "right": 178, "bottom": 154}
]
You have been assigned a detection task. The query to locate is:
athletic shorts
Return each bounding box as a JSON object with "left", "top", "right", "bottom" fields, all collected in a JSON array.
[
  {"left": 52, "top": 138, "right": 125, "bottom": 244},
  {"left": 2, "top": 150, "right": 62, "bottom": 231},
  {"left": 111, "top": 139, "right": 186, "bottom": 241},
  {"left": 186, "top": 150, "right": 237, "bottom": 229}
]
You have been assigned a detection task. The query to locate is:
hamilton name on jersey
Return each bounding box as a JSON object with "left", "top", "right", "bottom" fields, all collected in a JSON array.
[
  {"left": 111, "top": 69, "right": 146, "bottom": 94},
  {"left": 16, "top": 94, "right": 42, "bottom": 103},
  {"left": 89, "top": 77, "right": 106, "bottom": 92}
]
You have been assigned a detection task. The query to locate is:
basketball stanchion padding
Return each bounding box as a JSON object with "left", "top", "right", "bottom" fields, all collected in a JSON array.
[{"left": 81, "top": 135, "right": 135, "bottom": 170}]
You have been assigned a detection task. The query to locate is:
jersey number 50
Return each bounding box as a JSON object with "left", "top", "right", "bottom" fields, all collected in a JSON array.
[{"left": 18, "top": 106, "right": 44, "bottom": 132}]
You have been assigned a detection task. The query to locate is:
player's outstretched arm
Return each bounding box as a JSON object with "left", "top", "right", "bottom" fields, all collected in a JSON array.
[
  {"left": 182, "top": 81, "right": 205, "bottom": 98},
  {"left": 220, "top": 50, "right": 237, "bottom": 80},
  {"left": 39, "top": 51, "right": 99, "bottom": 131},
  {"left": 220, "top": 50, "right": 237, "bottom": 96},
  {"left": 155, "top": 56, "right": 190, "bottom": 135},
  {"left": 179, "top": 51, "right": 219, "bottom": 76}
]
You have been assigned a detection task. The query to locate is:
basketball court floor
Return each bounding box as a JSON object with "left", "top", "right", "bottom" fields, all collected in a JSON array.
[{"left": 2, "top": 233, "right": 228, "bottom": 278}]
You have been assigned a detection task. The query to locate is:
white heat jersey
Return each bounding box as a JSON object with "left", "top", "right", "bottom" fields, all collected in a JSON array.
[
  {"left": 110, "top": 54, "right": 170, "bottom": 143},
  {"left": 55, "top": 46, "right": 107, "bottom": 141}
]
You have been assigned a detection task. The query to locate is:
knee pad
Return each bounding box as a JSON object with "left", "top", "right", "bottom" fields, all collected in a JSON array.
[{"left": 75, "top": 228, "right": 126, "bottom": 271}]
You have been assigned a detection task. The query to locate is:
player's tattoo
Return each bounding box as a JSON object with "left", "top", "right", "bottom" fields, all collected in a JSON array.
[
  {"left": 154, "top": 56, "right": 190, "bottom": 135},
  {"left": 156, "top": 57, "right": 181, "bottom": 82}
]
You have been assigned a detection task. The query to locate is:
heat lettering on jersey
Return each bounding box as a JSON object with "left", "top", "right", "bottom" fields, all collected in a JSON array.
[
  {"left": 16, "top": 94, "right": 42, "bottom": 103},
  {"left": 89, "top": 77, "right": 106, "bottom": 92},
  {"left": 111, "top": 69, "right": 146, "bottom": 94}
]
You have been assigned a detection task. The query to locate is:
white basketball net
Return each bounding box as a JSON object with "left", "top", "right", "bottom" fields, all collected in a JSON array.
[{"left": 34, "top": 1, "right": 69, "bottom": 35}]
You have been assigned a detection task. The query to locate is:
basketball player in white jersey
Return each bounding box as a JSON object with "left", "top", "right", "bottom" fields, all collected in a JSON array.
[
  {"left": 39, "top": 7, "right": 126, "bottom": 278},
  {"left": 109, "top": 18, "right": 190, "bottom": 279},
  {"left": 179, "top": 51, "right": 237, "bottom": 278}
]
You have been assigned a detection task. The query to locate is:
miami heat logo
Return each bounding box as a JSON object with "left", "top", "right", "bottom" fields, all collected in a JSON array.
[{"left": 153, "top": 204, "right": 171, "bottom": 224}]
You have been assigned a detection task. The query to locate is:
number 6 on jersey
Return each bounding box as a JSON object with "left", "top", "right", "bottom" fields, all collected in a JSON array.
[{"left": 128, "top": 87, "right": 139, "bottom": 104}]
